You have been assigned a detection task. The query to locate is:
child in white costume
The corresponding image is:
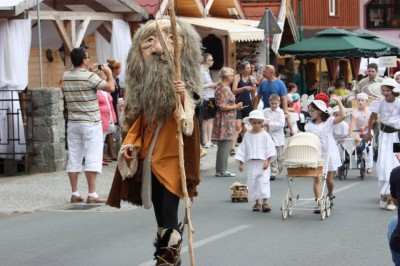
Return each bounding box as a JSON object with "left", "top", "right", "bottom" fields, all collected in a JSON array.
[
  {"left": 235, "top": 110, "right": 276, "bottom": 212},
  {"left": 349, "top": 93, "right": 374, "bottom": 174},
  {"left": 305, "top": 95, "right": 345, "bottom": 212},
  {"left": 366, "top": 78, "right": 400, "bottom": 211},
  {"left": 331, "top": 105, "right": 349, "bottom": 162},
  {"left": 263, "top": 94, "right": 285, "bottom": 180}
]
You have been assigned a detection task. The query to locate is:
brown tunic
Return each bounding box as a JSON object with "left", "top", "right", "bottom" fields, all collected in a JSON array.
[{"left": 106, "top": 112, "right": 201, "bottom": 208}]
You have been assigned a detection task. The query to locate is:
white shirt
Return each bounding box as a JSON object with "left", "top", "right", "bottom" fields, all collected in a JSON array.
[
  {"left": 263, "top": 107, "right": 285, "bottom": 146},
  {"left": 235, "top": 130, "right": 276, "bottom": 162},
  {"left": 333, "top": 120, "right": 349, "bottom": 142},
  {"left": 201, "top": 64, "right": 215, "bottom": 100},
  {"left": 370, "top": 98, "right": 400, "bottom": 128},
  {"left": 305, "top": 116, "right": 341, "bottom": 171}
]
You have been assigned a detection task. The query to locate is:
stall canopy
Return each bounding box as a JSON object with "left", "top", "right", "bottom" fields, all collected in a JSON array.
[
  {"left": 177, "top": 16, "right": 265, "bottom": 42},
  {"left": 356, "top": 31, "right": 399, "bottom": 56},
  {"left": 279, "top": 28, "right": 390, "bottom": 59}
]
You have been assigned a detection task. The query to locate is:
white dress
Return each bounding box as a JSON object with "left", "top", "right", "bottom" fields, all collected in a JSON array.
[
  {"left": 351, "top": 109, "right": 374, "bottom": 169},
  {"left": 333, "top": 120, "right": 349, "bottom": 162},
  {"left": 305, "top": 117, "right": 341, "bottom": 172},
  {"left": 235, "top": 130, "right": 276, "bottom": 201},
  {"left": 369, "top": 99, "right": 400, "bottom": 195},
  {"left": 263, "top": 107, "right": 285, "bottom": 146}
]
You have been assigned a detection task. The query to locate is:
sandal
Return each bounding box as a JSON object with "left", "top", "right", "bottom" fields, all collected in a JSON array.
[
  {"left": 252, "top": 204, "right": 261, "bottom": 212},
  {"left": 313, "top": 205, "right": 321, "bottom": 214},
  {"left": 262, "top": 203, "right": 271, "bottom": 212},
  {"left": 327, "top": 195, "right": 335, "bottom": 207}
]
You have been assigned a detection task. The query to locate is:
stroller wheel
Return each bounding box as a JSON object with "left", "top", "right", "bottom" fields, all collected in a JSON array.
[{"left": 359, "top": 158, "right": 366, "bottom": 180}]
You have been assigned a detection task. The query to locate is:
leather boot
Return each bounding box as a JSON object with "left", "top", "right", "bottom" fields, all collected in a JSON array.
[
  {"left": 106, "top": 134, "right": 117, "bottom": 160},
  {"left": 154, "top": 228, "right": 182, "bottom": 266}
]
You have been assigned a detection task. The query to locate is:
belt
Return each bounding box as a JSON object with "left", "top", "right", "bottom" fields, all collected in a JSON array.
[{"left": 380, "top": 123, "right": 399, "bottom": 133}]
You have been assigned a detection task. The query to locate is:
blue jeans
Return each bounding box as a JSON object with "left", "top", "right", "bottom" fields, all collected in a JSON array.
[{"left": 388, "top": 216, "right": 400, "bottom": 265}]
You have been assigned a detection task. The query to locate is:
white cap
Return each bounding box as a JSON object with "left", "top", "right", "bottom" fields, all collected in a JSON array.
[
  {"left": 242, "top": 110, "right": 269, "bottom": 125},
  {"left": 356, "top": 93, "right": 368, "bottom": 100},
  {"left": 329, "top": 105, "right": 340, "bottom": 115},
  {"left": 312, "top": 100, "right": 329, "bottom": 113}
]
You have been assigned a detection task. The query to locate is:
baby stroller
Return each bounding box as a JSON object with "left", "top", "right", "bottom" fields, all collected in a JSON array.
[
  {"left": 337, "top": 133, "right": 371, "bottom": 180},
  {"left": 281, "top": 133, "right": 330, "bottom": 220}
]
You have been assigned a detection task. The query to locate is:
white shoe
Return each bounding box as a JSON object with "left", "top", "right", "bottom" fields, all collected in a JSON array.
[
  {"left": 204, "top": 143, "right": 211, "bottom": 149},
  {"left": 380, "top": 200, "right": 397, "bottom": 211},
  {"left": 386, "top": 201, "right": 397, "bottom": 211}
]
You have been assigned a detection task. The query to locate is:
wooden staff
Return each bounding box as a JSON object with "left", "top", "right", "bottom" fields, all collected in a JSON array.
[{"left": 168, "top": 1, "right": 195, "bottom": 265}]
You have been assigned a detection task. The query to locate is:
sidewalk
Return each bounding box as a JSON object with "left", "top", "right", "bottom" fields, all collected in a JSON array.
[{"left": 0, "top": 145, "right": 231, "bottom": 219}]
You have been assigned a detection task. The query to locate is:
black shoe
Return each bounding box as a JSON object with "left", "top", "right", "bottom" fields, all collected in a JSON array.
[{"left": 270, "top": 176, "right": 276, "bottom": 181}]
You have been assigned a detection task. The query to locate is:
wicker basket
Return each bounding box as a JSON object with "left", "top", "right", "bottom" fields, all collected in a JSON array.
[
  {"left": 284, "top": 132, "right": 321, "bottom": 168},
  {"left": 287, "top": 166, "right": 324, "bottom": 177}
]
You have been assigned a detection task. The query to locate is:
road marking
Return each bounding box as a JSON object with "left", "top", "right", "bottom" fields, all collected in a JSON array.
[
  {"left": 137, "top": 224, "right": 252, "bottom": 266},
  {"left": 334, "top": 182, "right": 360, "bottom": 193}
]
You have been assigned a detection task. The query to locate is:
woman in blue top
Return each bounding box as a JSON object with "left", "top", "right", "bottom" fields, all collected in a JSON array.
[{"left": 230, "top": 60, "right": 256, "bottom": 155}]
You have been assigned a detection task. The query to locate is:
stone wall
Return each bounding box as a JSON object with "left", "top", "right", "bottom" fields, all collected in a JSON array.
[{"left": 27, "top": 88, "right": 66, "bottom": 173}]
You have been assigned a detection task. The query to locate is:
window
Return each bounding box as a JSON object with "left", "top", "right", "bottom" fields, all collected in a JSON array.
[
  {"left": 329, "top": 0, "right": 336, "bottom": 16},
  {"left": 366, "top": 0, "right": 400, "bottom": 29}
]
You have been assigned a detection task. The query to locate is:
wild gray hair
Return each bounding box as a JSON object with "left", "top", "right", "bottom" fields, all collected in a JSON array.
[{"left": 122, "top": 19, "right": 203, "bottom": 132}]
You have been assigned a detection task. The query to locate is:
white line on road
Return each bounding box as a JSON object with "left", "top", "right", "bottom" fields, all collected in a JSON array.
[{"left": 137, "top": 224, "right": 252, "bottom": 266}]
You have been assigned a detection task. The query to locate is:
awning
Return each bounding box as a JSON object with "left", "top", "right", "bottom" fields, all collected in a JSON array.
[
  {"left": 352, "top": 29, "right": 400, "bottom": 55},
  {"left": 177, "top": 16, "right": 265, "bottom": 42}
]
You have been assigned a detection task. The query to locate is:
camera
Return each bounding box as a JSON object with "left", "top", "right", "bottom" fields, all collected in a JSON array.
[
  {"left": 97, "top": 64, "right": 102, "bottom": 70},
  {"left": 393, "top": 143, "right": 400, "bottom": 153}
]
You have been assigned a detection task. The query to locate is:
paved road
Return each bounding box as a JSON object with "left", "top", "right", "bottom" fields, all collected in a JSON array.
[{"left": 0, "top": 146, "right": 396, "bottom": 265}]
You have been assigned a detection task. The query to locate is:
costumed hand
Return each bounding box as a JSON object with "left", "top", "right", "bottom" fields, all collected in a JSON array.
[
  {"left": 123, "top": 147, "right": 136, "bottom": 161},
  {"left": 239, "top": 163, "right": 244, "bottom": 172},
  {"left": 173, "top": 80, "right": 186, "bottom": 93}
]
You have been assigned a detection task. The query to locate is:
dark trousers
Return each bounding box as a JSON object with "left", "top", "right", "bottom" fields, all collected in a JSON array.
[{"left": 152, "top": 174, "right": 180, "bottom": 230}]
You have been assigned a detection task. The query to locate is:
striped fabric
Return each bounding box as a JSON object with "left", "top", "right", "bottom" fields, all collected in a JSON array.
[
  {"left": 62, "top": 68, "right": 105, "bottom": 123},
  {"left": 283, "top": 132, "right": 322, "bottom": 168}
]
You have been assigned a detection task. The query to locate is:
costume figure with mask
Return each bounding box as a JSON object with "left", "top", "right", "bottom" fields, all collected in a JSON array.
[{"left": 106, "top": 19, "right": 203, "bottom": 265}]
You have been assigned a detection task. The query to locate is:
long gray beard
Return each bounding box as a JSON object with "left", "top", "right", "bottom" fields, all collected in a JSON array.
[{"left": 141, "top": 55, "right": 176, "bottom": 124}]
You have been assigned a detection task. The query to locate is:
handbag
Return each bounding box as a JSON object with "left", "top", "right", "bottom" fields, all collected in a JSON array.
[
  {"left": 107, "top": 119, "right": 116, "bottom": 134},
  {"left": 207, "top": 98, "right": 217, "bottom": 117}
]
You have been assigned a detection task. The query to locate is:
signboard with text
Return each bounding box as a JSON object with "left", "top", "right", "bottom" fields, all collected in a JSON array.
[{"left": 379, "top": 56, "right": 397, "bottom": 68}]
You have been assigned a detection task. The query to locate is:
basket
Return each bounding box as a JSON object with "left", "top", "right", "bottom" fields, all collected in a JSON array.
[
  {"left": 287, "top": 165, "right": 324, "bottom": 177},
  {"left": 283, "top": 133, "right": 321, "bottom": 168}
]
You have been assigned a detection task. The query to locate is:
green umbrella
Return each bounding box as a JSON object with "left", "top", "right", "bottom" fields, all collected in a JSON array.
[
  {"left": 356, "top": 31, "right": 399, "bottom": 56},
  {"left": 279, "top": 28, "right": 389, "bottom": 59}
]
